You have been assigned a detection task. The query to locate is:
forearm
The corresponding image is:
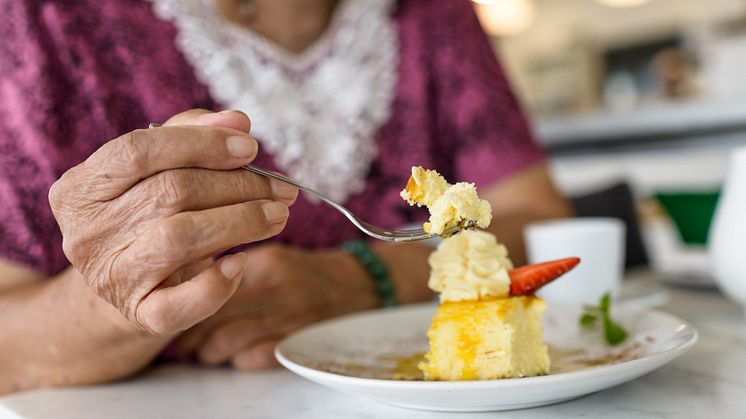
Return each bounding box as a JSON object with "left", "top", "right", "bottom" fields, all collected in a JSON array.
[
  {"left": 483, "top": 163, "right": 575, "bottom": 266},
  {"left": 0, "top": 266, "right": 171, "bottom": 394}
]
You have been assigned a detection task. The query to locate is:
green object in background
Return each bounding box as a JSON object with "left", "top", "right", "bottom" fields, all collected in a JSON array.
[{"left": 655, "top": 190, "right": 721, "bottom": 245}]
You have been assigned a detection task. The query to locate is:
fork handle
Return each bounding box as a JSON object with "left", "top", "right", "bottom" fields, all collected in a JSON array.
[{"left": 242, "top": 165, "right": 327, "bottom": 202}]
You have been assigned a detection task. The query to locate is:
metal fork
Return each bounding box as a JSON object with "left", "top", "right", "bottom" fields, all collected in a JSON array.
[
  {"left": 147, "top": 122, "right": 465, "bottom": 241},
  {"left": 242, "top": 165, "right": 469, "bottom": 242}
]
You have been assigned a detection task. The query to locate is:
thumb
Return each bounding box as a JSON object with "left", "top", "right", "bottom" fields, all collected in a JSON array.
[
  {"left": 163, "top": 108, "right": 252, "bottom": 133},
  {"left": 136, "top": 253, "right": 246, "bottom": 335}
]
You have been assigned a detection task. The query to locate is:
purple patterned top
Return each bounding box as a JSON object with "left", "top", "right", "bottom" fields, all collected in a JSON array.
[{"left": 0, "top": 0, "right": 544, "bottom": 275}]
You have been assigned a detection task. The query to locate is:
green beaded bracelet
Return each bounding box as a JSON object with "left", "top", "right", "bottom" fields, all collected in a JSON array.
[{"left": 341, "top": 240, "right": 398, "bottom": 308}]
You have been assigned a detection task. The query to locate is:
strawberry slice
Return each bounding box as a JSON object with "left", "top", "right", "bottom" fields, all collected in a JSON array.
[{"left": 508, "top": 257, "right": 581, "bottom": 296}]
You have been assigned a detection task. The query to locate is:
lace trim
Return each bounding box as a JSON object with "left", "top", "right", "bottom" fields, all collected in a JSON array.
[{"left": 148, "top": 0, "right": 399, "bottom": 203}]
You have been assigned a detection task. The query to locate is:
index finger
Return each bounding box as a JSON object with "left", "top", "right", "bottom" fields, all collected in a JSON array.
[{"left": 76, "top": 125, "right": 259, "bottom": 201}]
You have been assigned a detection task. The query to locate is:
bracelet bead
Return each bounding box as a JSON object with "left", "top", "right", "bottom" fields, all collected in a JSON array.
[{"left": 341, "top": 240, "right": 397, "bottom": 308}]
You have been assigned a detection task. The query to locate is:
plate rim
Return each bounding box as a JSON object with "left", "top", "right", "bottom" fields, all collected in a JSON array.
[{"left": 275, "top": 303, "right": 698, "bottom": 389}]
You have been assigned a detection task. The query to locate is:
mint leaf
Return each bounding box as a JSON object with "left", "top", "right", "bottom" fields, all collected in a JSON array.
[
  {"left": 580, "top": 313, "right": 598, "bottom": 327},
  {"left": 604, "top": 317, "right": 628, "bottom": 345},
  {"left": 579, "top": 292, "right": 629, "bottom": 345},
  {"left": 599, "top": 293, "right": 611, "bottom": 315}
]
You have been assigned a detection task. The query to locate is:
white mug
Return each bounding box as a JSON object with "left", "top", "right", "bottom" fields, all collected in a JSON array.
[
  {"left": 709, "top": 146, "right": 746, "bottom": 314},
  {"left": 524, "top": 218, "right": 626, "bottom": 305}
]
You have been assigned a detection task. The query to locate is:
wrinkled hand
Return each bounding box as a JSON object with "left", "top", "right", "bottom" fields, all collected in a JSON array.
[
  {"left": 49, "top": 109, "right": 298, "bottom": 335},
  {"left": 177, "top": 244, "right": 379, "bottom": 369}
]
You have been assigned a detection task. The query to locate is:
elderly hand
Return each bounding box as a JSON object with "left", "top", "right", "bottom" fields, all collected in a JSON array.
[
  {"left": 177, "top": 244, "right": 379, "bottom": 369},
  {"left": 49, "top": 109, "right": 298, "bottom": 335}
]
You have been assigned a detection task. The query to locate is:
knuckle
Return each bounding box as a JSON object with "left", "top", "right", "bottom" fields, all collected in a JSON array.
[
  {"left": 249, "top": 245, "right": 283, "bottom": 269},
  {"left": 119, "top": 129, "right": 152, "bottom": 173},
  {"left": 48, "top": 165, "right": 83, "bottom": 211},
  {"left": 59, "top": 225, "right": 101, "bottom": 270},
  {"left": 239, "top": 174, "right": 271, "bottom": 199},
  {"left": 138, "top": 299, "right": 174, "bottom": 336},
  {"left": 153, "top": 170, "right": 193, "bottom": 210},
  {"left": 47, "top": 178, "right": 64, "bottom": 209},
  {"left": 158, "top": 217, "right": 187, "bottom": 245},
  {"left": 214, "top": 327, "right": 243, "bottom": 352},
  {"left": 260, "top": 245, "right": 285, "bottom": 262},
  {"left": 153, "top": 217, "right": 193, "bottom": 261},
  {"left": 60, "top": 236, "right": 81, "bottom": 264},
  {"left": 238, "top": 202, "right": 273, "bottom": 229}
]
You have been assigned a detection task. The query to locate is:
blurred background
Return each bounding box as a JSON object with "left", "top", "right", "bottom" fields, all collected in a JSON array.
[{"left": 473, "top": 0, "right": 746, "bottom": 286}]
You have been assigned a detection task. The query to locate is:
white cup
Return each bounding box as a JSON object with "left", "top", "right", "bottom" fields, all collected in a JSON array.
[
  {"left": 709, "top": 146, "right": 746, "bottom": 316},
  {"left": 524, "top": 218, "right": 626, "bottom": 305}
]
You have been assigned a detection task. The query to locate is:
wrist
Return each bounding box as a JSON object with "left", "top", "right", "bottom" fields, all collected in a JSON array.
[
  {"left": 60, "top": 267, "right": 171, "bottom": 342},
  {"left": 318, "top": 250, "right": 380, "bottom": 312}
]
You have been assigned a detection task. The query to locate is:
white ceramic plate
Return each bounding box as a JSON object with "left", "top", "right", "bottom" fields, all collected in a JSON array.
[
  {"left": 276, "top": 303, "right": 697, "bottom": 412},
  {"left": 617, "top": 273, "right": 670, "bottom": 310}
]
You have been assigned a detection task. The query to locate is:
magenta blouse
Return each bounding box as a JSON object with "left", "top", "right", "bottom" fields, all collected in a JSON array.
[{"left": 0, "top": 0, "right": 544, "bottom": 275}]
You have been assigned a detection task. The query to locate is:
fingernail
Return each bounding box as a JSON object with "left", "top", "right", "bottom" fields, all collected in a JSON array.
[
  {"left": 270, "top": 179, "right": 298, "bottom": 201},
  {"left": 219, "top": 253, "right": 246, "bottom": 279},
  {"left": 226, "top": 136, "right": 257, "bottom": 159},
  {"left": 219, "top": 109, "right": 248, "bottom": 118},
  {"left": 262, "top": 201, "right": 289, "bottom": 224}
]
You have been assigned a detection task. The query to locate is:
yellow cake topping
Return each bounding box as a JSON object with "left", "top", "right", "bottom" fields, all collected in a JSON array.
[
  {"left": 428, "top": 230, "right": 513, "bottom": 302},
  {"left": 400, "top": 166, "right": 492, "bottom": 235},
  {"left": 400, "top": 166, "right": 449, "bottom": 208}
]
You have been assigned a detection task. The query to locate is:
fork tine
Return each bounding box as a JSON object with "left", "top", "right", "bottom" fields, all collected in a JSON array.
[{"left": 242, "top": 164, "right": 470, "bottom": 242}]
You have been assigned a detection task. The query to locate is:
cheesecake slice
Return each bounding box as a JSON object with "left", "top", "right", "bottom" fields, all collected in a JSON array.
[
  {"left": 400, "top": 166, "right": 577, "bottom": 381},
  {"left": 420, "top": 297, "right": 550, "bottom": 380},
  {"left": 418, "top": 229, "right": 550, "bottom": 380}
]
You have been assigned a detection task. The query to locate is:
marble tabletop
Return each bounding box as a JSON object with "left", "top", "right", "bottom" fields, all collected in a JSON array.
[{"left": 1, "top": 285, "right": 745, "bottom": 419}]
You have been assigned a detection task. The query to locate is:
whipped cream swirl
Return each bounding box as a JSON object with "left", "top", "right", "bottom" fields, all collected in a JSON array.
[{"left": 428, "top": 230, "right": 513, "bottom": 302}]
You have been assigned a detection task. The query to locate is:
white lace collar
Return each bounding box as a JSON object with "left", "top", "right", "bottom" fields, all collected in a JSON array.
[{"left": 148, "top": 0, "right": 399, "bottom": 203}]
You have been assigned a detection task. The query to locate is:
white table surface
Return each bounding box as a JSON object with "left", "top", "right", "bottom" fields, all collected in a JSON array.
[{"left": 2, "top": 285, "right": 745, "bottom": 419}]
